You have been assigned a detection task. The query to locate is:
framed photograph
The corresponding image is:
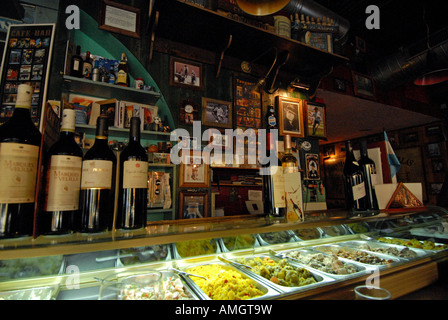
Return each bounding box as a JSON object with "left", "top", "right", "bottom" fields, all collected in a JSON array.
[
  {"left": 99, "top": 0, "right": 141, "bottom": 38},
  {"left": 202, "top": 97, "right": 232, "bottom": 128},
  {"left": 352, "top": 71, "right": 376, "bottom": 100},
  {"left": 430, "top": 183, "right": 444, "bottom": 195},
  {"left": 234, "top": 74, "right": 262, "bottom": 130},
  {"left": 305, "top": 101, "right": 327, "bottom": 139},
  {"left": 427, "top": 142, "right": 441, "bottom": 157},
  {"left": 425, "top": 124, "right": 444, "bottom": 140},
  {"left": 403, "top": 131, "right": 418, "bottom": 144},
  {"left": 333, "top": 78, "right": 347, "bottom": 92},
  {"left": 177, "top": 136, "right": 198, "bottom": 150},
  {"left": 179, "top": 98, "right": 199, "bottom": 125},
  {"left": 170, "top": 57, "right": 203, "bottom": 90},
  {"left": 305, "top": 153, "right": 320, "bottom": 180},
  {"left": 179, "top": 151, "right": 210, "bottom": 188},
  {"left": 432, "top": 159, "right": 444, "bottom": 173},
  {"left": 277, "top": 96, "right": 304, "bottom": 137},
  {"left": 209, "top": 130, "right": 231, "bottom": 150},
  {"left": 179, "top": 191, "right": 209, "bottom": 219}
]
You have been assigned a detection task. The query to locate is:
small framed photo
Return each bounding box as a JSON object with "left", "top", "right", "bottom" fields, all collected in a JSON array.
[
  {"left": 427, "top": 142, "right": 441, "bottom": 158},
  {"left": 202, "top": 97, "right": 232, "bottom": 128},
  {"left": 333, "top": 78, "right": 347, "bottom": 92},
  {"left": 99, "top": 0, "right": 141, "bottom": 38},
  {"left": 209, "top": 131, "right": 231, "bottom": 150},
  {"left": 170, "top": 57, "right": 203, "bottom": 90},
  {"left": 305, "top": 153, "right": 320, "bottom": 180},
  {"left": 179, "top": 98, "right": 199, "bottom": 125},
  {"left": 425, "top": 124, "right": 444, "bottom": 139},
  {"left": 179, "top": 191, "right": 208, "bottom": 219},
  {"left": 352, "top": 71, "right": 376, "bottom": 100},
  {"left": 277, "top": 96, "right": 304, "bottom": 138},
  {"left": 179, "top": 151, "right": 210, "bottom": 188},
  {"left": 177, "top": 136, "right": 198, "bottom": 150},
  {"left": 305, "top": 101, "right": 327, "bottom": 139},
  {"left": 432, "top": 159, "right": 444, "bottom": 173},
  {"left": 430, "top": 182, "right": 444, "bottom": 195}
]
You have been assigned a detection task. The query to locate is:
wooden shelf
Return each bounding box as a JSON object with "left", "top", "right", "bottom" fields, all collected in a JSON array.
[{"left": 152, "top": 1, "right": 348, "bottom": 82}]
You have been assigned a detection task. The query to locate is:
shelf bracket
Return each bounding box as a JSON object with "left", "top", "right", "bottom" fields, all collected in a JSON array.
[
  {"left": 148, "top": 10, "right": 159, "bottom": 63},
  {"left": 216, "top": 34, "right": 232, "bottom": 78}
]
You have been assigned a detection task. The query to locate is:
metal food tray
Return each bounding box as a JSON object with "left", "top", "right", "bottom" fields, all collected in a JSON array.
[
  {"left": 273, "top": 248, "right": 369, "bottom": 280},
  {"left": 291, "top": 227, "right": 324, "bottom": 241},
  {"left": 375, "top": 236, "right": 448, "bottom": 252},
  {"left": 337, "top": 240, "right": 430, "bottom": 260},
  {"left": 161, "top": 270, "right": 201, "bottom": 300},
  {"left": 172, "top": 238, "right": 223, "bottom": 259},
  {"left": 256, "top": 230, "right": 301, "bottom": 246},
  {"left": 219, "top": 234, "right": 261, "bottom": 252},
  {"left": 116, "top": 245, "right": 172, "bottom": 267},
  {"left": 311, "top": 244, "right": 403, "bottom": 269},
  {"left": 321, "top": 225, "right": 352, "bottom": 237},
  {"left": 177, "top": 261, "right": 280, "bottom": 300},
  {"left": 0, "top": 255, "right": 66, "bottom": 280},
  {"left": 0, "top": 285, "right": 60, "bottom": 300},
  {"left": 228, "top": 254, "right": 335, "bottom": 295}
]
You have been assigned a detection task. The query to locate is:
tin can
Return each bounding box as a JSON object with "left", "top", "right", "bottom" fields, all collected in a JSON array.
[{"left": 135, "top": 78, "right": 144, "bottom": 89}]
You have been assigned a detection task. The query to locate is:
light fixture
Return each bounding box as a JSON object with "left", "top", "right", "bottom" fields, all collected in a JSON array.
[{"left": 234, "top": 0, "right": 290, "bottom": 16}]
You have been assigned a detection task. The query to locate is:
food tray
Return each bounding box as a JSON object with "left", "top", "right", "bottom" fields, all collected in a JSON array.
[
  {"left": 0, "top": 285, "right": 59, "bottom": 300},
  {"left": 178, "top": 262, "right": 279, "bottom": 300},
  {"left": 160, "top": 271, "right": 200, "bottom": 300},
  {"left": 172, "top": 238, "right": 222, "bottom": 259},
  {"left": 274, "top": 248, "right": 369, "bottom": 280},
  {"left": 291, "top": 227, "right": 323, "bottom": 240},
  {"left": 229, "top": 254, "right": 334, "bottom": 295},
  {"left": 219, "top": 234, "right": 260, "bottom": 252},
  {"left": 256, "top": 230, "right": 300, "bottom": 246},
  {"left": 312, "top": 244, "right": 403, "bottom": 269},
  {"left": 345, "top": 222, "right": 371, "bottom": 234},
  {"left": 375, "top": 236, "right": 448, "bottom": 252},
  {"left": 0, "top": 255, "right": 65, "bottom": 280},
  {"left": 321, "top": 225, "right": 352, "bottom": 237},
  {"left": 117, "top": 244, "right": 172, "bottom": 266},
  {"left": 337, "top": 240, "right": 430, "bottom": 260}
]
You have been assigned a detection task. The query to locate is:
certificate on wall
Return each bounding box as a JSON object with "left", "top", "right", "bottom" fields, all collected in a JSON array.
[{"left": 0, "top": 23, "right": 55, "bottom": 132}]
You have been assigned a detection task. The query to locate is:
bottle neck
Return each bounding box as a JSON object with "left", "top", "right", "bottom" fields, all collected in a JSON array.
[{"left": 12, "top": 106, "right": 32, "bottom": 120}]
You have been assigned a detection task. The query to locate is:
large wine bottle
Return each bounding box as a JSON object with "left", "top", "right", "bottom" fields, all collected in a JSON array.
[
  {"left": 116, "top": 117, "right": 148, "bottom": 230},
  {"left": 343, "top": 140, "right": 367, "bottom": 214},
  {"left": 358, "top": 140, "right": 379, "bottom": 212},
  {"left": 0, "top": 84, "right": 41, "bottom": 238},
  {"left": 41, "top": 109, "right": 83, "bottom": 235},
  {"left": 79, "top": 116, "right": 116, "bottom": 233}
]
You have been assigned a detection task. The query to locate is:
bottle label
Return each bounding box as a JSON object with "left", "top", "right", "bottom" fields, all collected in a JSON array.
[
  {"left": 123, "top": 160, "right": 149, "bottom": 188},
  {"left": 283, "top": 164, "right": 299, "bottom": 174},
  {"left": 73, "top": 60, "right": 80, "bottom": 71},
  {"left": 352, "top": 181, "right": 366, "bottom": 201},
  {"left": 83, "top": 63, "right": 92, "bottom": 78},
  {"left": 270, "top": 166, "right": 286, "bottom": 208},
  {"left": 81, "top": 160, "right": 113, "bottom": 189},
  {"left": 116, "top": 70, "right": 127, "bottom": 84},
  {"left": 45, "top": 155, "right": 82, "bottom": 211},
  {"left": 0, "top": 143, "right": 39, "bottom": 203},
  {"left": 268, "top": 115, "right": 276, "bottom": 127}
]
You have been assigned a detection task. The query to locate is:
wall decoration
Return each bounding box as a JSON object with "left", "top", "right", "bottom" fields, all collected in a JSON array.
[
  {"left": 170, "top": 57, "right": 203, "bottom": 90},
  {"left": 179, "top": 151, "right": 210, "bottom": 188},
  {"left": 179, "top": 191, "right": 208, "bottom": 219},
  {"left": 233, "top": 74, "right": 262, "bottom": 130},
  {"left": 0, "top": 23, "right": 55, "bottom": 131},
  {"left": 99, "top": 0, "right": 141, "bottom": 38},
  {"left": 305, "top": 153, "right": 320, "bottom": 180},
  {"left": 277, "top": 96, "right": 304, "bottom": 137},
  {"left": 333, "top": 78, "right": 347, "bottom": 92},
  {"left": 179, "top": 98, "right": 199, "bottom": 125},
  {"left": 395, "top": 146, "right": 427, "bottom": 202},
  {"left": 352, "top": 71, "right": 376, "bottom": 100},
  {"left": 305, "top": 101, "right": 327, "bottom": 139},
  {"left": 427, "top": 142, "right": 441, "bottom": 158},
  {"left": 202, "top": 97, "right": 232, "bottom": 128}
]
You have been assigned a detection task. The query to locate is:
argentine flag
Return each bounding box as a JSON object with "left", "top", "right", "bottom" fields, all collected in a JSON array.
[{"left": 384, "top": 131, "right": 401, "bottom": 178}]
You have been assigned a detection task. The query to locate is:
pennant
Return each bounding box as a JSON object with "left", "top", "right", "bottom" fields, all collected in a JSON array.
[{"left": 384, "top": 131, "right": 401, "bottom": 178}]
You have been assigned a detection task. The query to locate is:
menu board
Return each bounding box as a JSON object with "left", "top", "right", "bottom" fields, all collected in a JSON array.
[{"left": 0, "top": 24, "right": 55, "bottom": 131}]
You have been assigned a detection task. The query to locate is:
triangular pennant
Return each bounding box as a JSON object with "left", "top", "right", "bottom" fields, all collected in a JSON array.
[{"left": 386, "top": 182, "right": 425, "bottom": 211}]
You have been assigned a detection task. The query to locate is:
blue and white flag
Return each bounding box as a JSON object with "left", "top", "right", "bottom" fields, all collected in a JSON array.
[{"left": 384, "top": 131, "right": 401, "bottom": 178}]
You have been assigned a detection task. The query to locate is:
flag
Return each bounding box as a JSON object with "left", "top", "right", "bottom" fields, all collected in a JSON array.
[{"left": 384, "top": 131, "right": 401, "bottom": 178}]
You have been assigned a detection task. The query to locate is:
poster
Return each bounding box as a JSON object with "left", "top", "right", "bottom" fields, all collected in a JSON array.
[
  {"left": 0, "top": 24, "right": 55, "bottom": 131},
  {"left": 233, "top": 74, "right": 262, "bottom": 131}
]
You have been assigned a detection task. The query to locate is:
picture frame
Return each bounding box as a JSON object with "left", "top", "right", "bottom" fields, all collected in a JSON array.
[
  {"left": 431, "top": 159, "right": 444, "bottom": 173},
  {"left": 333, "top": 78, "right": 347, "bottom": 92},
  {"left": 234, "top": 74, "right": 262, "bottom": 130},
  {"left": 208, "top": 130, "right": 231, "bottom": 150},
  {"left": 277, "top": 96, "right": 304, "bottom": 137},
  {"left": 430, "top": 182, "right": 444, "bottom": 195},
  {"left": 202, "top": 97, "right": 232, "bottom": 128},
  {"left": 170, "top": 57, "right": 203, "bottom": 90},
  {"left": 305, "top": 101, "right": 327, "bottom": 139},
  {"left": 99, "top": 0, "right": 141, "bottom": 39},
  {"left": 352, "top": 71, "right": 376, "bottom": 100},
  {"left": 427, "top": 142, "right": 441, "bottom": 158},
  {"left": 178, "top": 98, "right": 199, "bottom": 125},
  {"left": 179, "top": 191, "right": 209, "bottom": 219},
  {"left": 179, "top": 151, "right": 210, "bottom": 188},
  {"left": 305, "top": 153, "right": 320, "bottom": 180}
]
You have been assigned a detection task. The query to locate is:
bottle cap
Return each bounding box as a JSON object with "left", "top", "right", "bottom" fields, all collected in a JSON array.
[
  {"left": 15, "top": 84, "right": 33, "bottom": 109},
  {"left": 61, "top": 109, "right": 76, "bottom": 132},
  {"left": 95, "top": 116, "right": 109, "bottom": 139}
]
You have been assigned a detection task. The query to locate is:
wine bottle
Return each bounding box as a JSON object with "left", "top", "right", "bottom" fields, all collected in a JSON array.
[
  {"left": 262, "top": 132, "right": 286, "bottom": 219},
  {"left": 79, "top": 116, "right": 116, "bottom": 233},
  {"left": 358, "top": 140, "right": 379, "bottom": 212},
  {"left": 0, "top": 84, "right": 41, "bottom": 238},
  {"left": 116, "top": 117, "right": 148, "bottom": 230},
  {"left": 82, "top": 50, "right": 93, "bottom": 80},
  {"left": 70, "top": 45, "right": 83, "bottom": 78},
  {"left": 41, "top": 109, "right": 83, "bottom": 235},
  {"left": 343, "top": 140, "right": 367, "bottom": 214},
  {"left": 281, "top": 134, "right": 298, "bottom": 173},
  {"left": 116, "top": 53, "right": 129, "bottom": 87}
]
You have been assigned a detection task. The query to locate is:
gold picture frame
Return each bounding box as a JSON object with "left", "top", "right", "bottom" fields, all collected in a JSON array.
[
  {"left": 99, "top": 0, "right": 141, "bottom": 39},
  {"left": 202, "top": 97, "right": 233, "bottom": 128},
  {"left": 277, "top": 96, "right": 304, "bottom": 137},
  {"left": 179, "top": 151, "right": 210, "bottom": 188}
]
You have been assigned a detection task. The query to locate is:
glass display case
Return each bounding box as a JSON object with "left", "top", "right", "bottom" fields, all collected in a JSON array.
[{"left": 0, "top": 206, "right": 447, "bottom": 300}]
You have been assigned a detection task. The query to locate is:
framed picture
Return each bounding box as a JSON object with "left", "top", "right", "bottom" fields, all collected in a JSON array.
[
  {"left": 352, "top": 71, "right": 376, "bottom": 100},
  {"left": 425, "top": 124, "right": 444, "bottom": 139},
  {"left": 177, "top": 136, "right": 198, "bottom": 150},
  {"left": 208, "top": 130, "right": 231, "bottom": 150},
  {"left": 305, "top": 153, "right": 320, "bottom": 180},
  {"left": 427, "top": 142, "right": 441, "bottom": 157},
  {"left": 179, "top": 151, "right": 210, "bottom": 188},
  {"left": 99, "top": 0, "right": 141, "bottom": 38},
  {"left": 234, "top": 74, "right": 262, "bottom": 130},
  {"left": 202, "top": 97, "right": 232, "bottom": 128},
  {"left": 305, "top": 101, "right": 327, "bottom": 139},
  {"left": 430, "top": 183, "right": 444, "bottom": 195},
  {"left": 179, "top": 191, "right": 209, "bottom": 219},
  {"left": 333, "top": 78, "right": 347, "bottom": 92},
  {"left": 170, "top": 57, "right": 203, "bottom": 90},
  {"left": 432, "top": 159, "right": 444, "bottom": 173},
  {"left": 277, "top": 96, "right": 304, "bottom": 137},
  {"left": 179, "top": 98, "right": 199, "bottom": 125}
]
